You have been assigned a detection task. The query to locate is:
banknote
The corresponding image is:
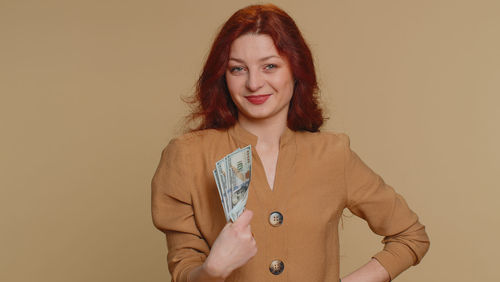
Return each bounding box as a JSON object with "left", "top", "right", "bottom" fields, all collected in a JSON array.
[
  {"left": 213, "top": 169, "right": 230, "bottom": 222},
  {"left": 213, "top": 145, "right": 252, "bottom": 222},
  {"left": 225, "top": 145, "right": 251, "bottom": 221},
  {"left": 216, "top": 159, "right": 231, "bottom": 220}
]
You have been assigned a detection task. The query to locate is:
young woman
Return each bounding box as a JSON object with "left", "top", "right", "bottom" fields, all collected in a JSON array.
[{"left": 151, "top": 4, "right": 430, "bottom": 282}]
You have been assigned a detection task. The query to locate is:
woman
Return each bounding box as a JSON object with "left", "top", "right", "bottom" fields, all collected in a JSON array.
[{"left": 151, "top": 4, "right": 430, "bottom": 282}]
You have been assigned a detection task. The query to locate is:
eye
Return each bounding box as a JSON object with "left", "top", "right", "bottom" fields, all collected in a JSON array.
[
  {"left": 265, "top": 64, "right": 277, "bottom": 70},
  {"left": 229, "top": 66, "right": 245, "bottom": 73}
]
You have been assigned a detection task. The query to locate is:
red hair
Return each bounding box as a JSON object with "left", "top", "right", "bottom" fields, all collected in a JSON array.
[{"left": 186, "top": 4, "right": 325, "bottom": 132}]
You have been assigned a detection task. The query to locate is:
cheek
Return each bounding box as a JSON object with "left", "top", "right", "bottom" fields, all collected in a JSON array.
[
  {"left": 272, "top": 73, "right": 295, "bottom": 97},
  {"left": 225, "top": 75, "right": 235, "bottom": 92},
  {"left": 226, "top": 75, "right": 244, "bottom": 96},
  {"left": 225, "top": 76, "right": 245, "bottom": 108}
]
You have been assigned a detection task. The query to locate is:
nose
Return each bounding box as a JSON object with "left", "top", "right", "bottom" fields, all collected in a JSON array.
[{"left": 245, "top": 69, "right": 264, "bottom": 92}]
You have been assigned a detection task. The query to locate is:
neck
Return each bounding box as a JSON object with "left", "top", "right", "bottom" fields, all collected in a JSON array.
[{"left": 238, "top": 114, "right": 287, "bottom": 148}]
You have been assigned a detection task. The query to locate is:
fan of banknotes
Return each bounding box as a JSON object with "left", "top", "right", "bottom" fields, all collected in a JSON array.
[{"left": 213, "top": 145, "right": 252, "bottom": 222}]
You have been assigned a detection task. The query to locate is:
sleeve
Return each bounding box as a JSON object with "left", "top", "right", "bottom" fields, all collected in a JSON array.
[
  {"left": 151, "top": 138, "right": 210, "bottom": 282},
  {"left": 340, "top": 134, "right": 430, "bottom": 280}
]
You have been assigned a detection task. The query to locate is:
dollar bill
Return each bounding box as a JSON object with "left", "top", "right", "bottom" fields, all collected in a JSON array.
[
  {"left": 226, "top": 145, "right": 251, "bottom": 221},
  {"left": 216, "top": 158, "right": 231, "bottom": 220},
  {"left": 212, "top": 169, "right": 230, "bottom": 222},
  {"left": 213, "top": 145, "right": 252, "bottom": 222}
]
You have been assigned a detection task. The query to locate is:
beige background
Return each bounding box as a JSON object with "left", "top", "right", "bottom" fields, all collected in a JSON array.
[{"left": 1, "top": 0, "right": 499, "bottom": 281}]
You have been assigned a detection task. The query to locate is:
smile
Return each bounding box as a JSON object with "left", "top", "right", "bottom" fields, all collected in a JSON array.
[{"left": 244, "top": 94, "right": 272, "bottom": 105}]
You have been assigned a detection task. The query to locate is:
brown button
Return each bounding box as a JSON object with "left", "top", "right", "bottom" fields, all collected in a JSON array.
[
  {"left": 269, "top": 259, "right": 284, "bottom": 275},
  {"left": 269, "top": 211, "right": 283, "bottom": 227}
]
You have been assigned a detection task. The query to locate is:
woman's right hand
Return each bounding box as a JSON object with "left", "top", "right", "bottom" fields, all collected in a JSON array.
[{"left": 202, "top": 209, "right": 257, "bottom": 279}]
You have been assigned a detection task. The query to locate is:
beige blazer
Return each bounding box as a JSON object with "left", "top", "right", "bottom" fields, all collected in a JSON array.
[{"left": 151, "top": 122, "right": 430, "bottom": 281}]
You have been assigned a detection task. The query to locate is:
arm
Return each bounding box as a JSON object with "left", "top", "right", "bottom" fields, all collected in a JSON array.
[
  {"left": 341, "top": 258, "right": 390, "bottom": 282},
  {"left": 187, "top": 210, "right": 256, "bottom": 281},
  {"left": 151, "top": 138, "right": 209, "bottom": 281},
  {"left": 151, "top": 138, "right": 256, "bottom": 282},
  {"left": 340, "top": 134, "right": 430, "bottom": 280}
]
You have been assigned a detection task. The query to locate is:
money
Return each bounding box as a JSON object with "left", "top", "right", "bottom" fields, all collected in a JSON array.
[{"left": 213, "top": 145, "right": 252, "bottom": 222}]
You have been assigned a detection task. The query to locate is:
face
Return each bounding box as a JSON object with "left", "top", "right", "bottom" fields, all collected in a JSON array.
[{"left": 225, "top": 33, "right": 295, "bottom": 124}]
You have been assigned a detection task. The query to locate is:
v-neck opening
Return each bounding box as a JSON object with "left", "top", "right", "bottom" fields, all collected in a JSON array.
[
  {"left": 252, "top": 147, "right": 278, "bottom": 192},
  {"left": 227, "top": 122, "right": 297, "bottom": 206}
]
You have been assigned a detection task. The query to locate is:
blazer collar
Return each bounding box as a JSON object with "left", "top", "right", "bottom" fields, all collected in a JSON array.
[{"left": 228, "top": 121, "right": 295, "bottom": 148}]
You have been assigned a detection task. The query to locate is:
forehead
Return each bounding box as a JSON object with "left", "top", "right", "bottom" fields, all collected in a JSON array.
[{"left": 229, "top": 33, "right": 281, "bottom": 60}]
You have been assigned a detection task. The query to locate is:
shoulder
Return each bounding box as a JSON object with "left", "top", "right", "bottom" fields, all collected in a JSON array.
[
  {"left": 294, "top": 130, "right": 351, "bottom": 153},
  {"left": 160, "top": 128, "right": 230, "bottom": 166},
  {"left": 166, "top": 128, "right": 227, "bottom": 150}
]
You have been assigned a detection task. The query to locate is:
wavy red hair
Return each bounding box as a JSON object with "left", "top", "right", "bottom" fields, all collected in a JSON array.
[{"left": 186, "top": 4, "right": 324, "bottom": 132}]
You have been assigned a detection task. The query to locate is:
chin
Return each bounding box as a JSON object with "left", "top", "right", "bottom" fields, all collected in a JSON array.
[
  {"left": 241, "top": 109, "right": 281, "bottom": 121},
  {"left": 243, "top": 113, "right": 271, "bottom": 121}
]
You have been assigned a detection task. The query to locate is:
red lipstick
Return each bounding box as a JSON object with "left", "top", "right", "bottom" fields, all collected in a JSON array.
[{"left": 245, "top": 94, "right": 271, "bottom": 105}]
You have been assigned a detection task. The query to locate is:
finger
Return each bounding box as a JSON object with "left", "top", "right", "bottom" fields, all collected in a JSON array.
[
  {"left": 222, "top": 221, "right": 232, "bottom": 230},
  {"left": 233, "top": 209, "right": 253, "bottom": 229},
  {"left": 239, "top": 224, "right": 253, "bottom": 239}
]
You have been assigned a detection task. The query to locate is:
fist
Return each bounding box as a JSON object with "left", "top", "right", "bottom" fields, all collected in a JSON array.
[{"left": 204, "top": 210, "right": 257, "bottom": 279}]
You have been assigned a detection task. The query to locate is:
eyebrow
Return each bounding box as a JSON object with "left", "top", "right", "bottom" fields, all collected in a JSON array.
[{"left": 228, "top": 55, "right": 281, "bottom": 63}]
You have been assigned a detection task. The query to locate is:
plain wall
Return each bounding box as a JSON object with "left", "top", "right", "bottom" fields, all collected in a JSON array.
[{"left": 1, "top": 0, "right": 499, "bottom": 281}]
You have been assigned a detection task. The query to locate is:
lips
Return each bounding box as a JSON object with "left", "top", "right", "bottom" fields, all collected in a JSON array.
[{"left": 245, "top": 94, "right": 272, "bottom": 105}]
